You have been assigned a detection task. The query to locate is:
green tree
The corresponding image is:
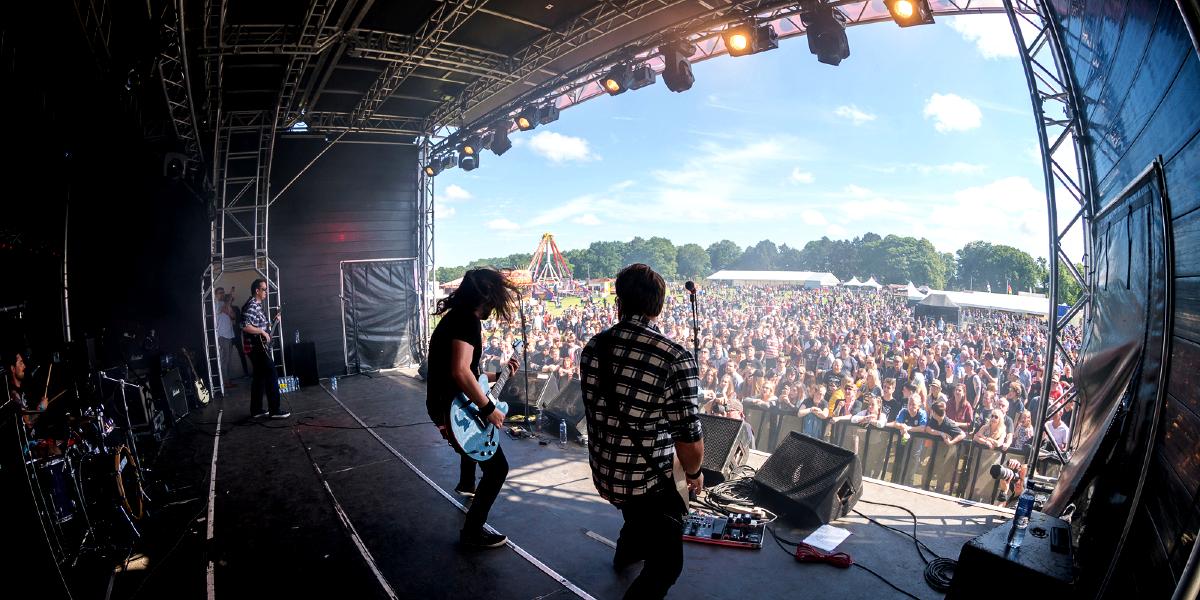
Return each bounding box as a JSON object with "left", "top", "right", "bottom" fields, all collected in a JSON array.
[
  {"left": 625, "top": 236, "right": 678, "bottom": 279},
  {"left": 860, "top": 235, "right": 949, "bottom": 288},
  {"left": 1054, "top": 261, "right": 1085, "bottom": 306},
  {"left": 706, "top": 239, "right": 743, "bottom": 271},
  {"left": 956, "top": 241, "right": 1042, "bottom": 293},
  {"left": 777, "top": 244, "right": 805, "bottom": 270},
  {"left": 676, "top": 244, "right": 712, "bottom": 280},
  {"left": 733, "top": 240, "right": 779, "bottom": 270}
]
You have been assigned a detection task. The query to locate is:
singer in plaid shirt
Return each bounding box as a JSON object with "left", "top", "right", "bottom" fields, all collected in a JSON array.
[{"left": 580, "top": 263, "right": 703, "bottom": 600}]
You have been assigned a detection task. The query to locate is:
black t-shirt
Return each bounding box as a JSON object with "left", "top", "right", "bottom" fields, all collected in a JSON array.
[
  {"left": 425, "top": 308, "right": 482, "bottom": 425},
  {"left": 928, "top": 415, "right": 964, "bottom": 438}
]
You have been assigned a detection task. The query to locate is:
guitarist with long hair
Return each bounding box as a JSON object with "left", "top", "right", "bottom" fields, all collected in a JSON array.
[
  {"left": 426, "top": 267, "right": 520, "bottom": 549},
  {"left": 580, "top": 263, "right": 704, "bottom": 600},
  {"left": 241, "top": 278, "right": 288, "bottom": 419}
]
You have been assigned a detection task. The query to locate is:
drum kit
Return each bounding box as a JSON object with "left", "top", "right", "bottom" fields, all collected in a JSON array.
[{"left": 15, "top": 367, "right": 153, "bottom": 567}]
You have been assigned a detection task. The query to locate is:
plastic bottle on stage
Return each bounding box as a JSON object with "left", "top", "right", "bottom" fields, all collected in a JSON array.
[
  {"left": 1008, "top": 489, "right": 1036, "bottom": 549},
  {"left": 331, "top": 376, "right": 338, "bottom": 391},
  {"left": 294, "top": 329, "right": 300, "bottom": 344},
  {"left": 559, "top": 419, "right": 567, "bottom": 447}
]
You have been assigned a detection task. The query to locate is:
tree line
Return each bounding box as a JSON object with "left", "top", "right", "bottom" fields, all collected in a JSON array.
[{"left": 436, "top": 234, "right": 1082, "bottom": 304}]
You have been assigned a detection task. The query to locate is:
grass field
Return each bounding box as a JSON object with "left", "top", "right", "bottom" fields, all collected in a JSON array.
[{"left": 540, "top": 293, "right": 614, "bottom": 317}]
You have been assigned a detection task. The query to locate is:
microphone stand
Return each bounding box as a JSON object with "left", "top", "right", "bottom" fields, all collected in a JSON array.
[
  {"left": 688, "top": 289, "right": 700, "bottom": 359},
  {"left": 518, "top": 292, "right": 534, "bottom": 438},
  {"left": 98, "top": 371, "right": 150, "bottom": 500}
]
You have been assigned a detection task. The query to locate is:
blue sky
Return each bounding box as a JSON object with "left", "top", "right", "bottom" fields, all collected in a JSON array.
[{"left": 434, "top": 14, "right": 1063, "bottom": 268}]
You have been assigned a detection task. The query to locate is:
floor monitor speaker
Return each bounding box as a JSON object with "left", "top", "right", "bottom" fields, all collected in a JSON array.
[
  {"left": 753, "top": 431, "right": 862, "bottom": 525},
  {"left": 698, "top": 413, "right": 755, "bottom": 484}
]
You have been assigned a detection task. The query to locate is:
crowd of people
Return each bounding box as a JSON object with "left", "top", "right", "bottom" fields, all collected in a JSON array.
[{"left": 477, "top": 284, "right": 1080, "bottom": 498}]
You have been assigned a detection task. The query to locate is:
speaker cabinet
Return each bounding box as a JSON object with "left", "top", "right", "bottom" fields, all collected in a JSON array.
[
  {"left": 287, "top": 341, "right": 319, "bottom": 385},
  {"left": 498, "top": 370, "right": 558, "bottom": 412},
  {"left": 541, "top": 378, "right": 585, "bottom": 438},
  {"left": 753, "top": 431, "right": 863, "bottom": 525},
  {"left": 160, "top": 368, "right": 188, "bottom": 422},
  {"left": 698, "top": 413, "right": 755, "bottom": 484},
  {"left": 947, "top": 511, "right": 1073, "bottom": 597}
]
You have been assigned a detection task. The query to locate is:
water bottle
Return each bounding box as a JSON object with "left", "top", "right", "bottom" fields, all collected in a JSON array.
[
  {"left": 559, "top": 419, "right": 568, "bottom": 447},
  {"left": 1008, "top": 488, "right": 1036, "bottom": 549},
  {"left": 331, "top": 376, "right": 338, "bottom": 391},
  {"left": 294, "top": 329, "right": 301, "bottom": 344}
]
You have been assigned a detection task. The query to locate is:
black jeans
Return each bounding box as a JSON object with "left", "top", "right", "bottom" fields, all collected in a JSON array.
[
  {"left": 249, "top": 348, "right": 281, "bottom": 415},
  {"left": 615, "top": 488, "right": 686, "bottom": 600},
  {"left": 460, "top": 446, "right": 508, "bottom": 534}
]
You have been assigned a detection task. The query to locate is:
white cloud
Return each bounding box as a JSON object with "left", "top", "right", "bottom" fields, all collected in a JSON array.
[
  {"left": 917, "top": 162, "right": 986, "bottom": 175},
  {"left": 843, "top": 184, "right": 873, "bottom": 198},
  {"left": 572, "top": 214, "right": 602, "bottom": 226},
  {"left": 923, "top": 93, "right": 983, "bottom": 133},
  {"left": 945, "top": 15, "right": 1019, "bottom": 60},
  {"left": 801, "top": 209, "right": 828, "bottom": 226},
  {"left": 528, "top": 131, "right": 595, "bottom": 163},
  {"left": 486, "top": 218, "right": 520, "bottom": 231},
  {"left": 826, "top": 224, "right": 848, "bottom": 238},
  {"left": 704, "top": 94, "right": 754, "bottom": 114},
  {"left": 442, "top": 184, "right": 471, "bottom": 201},
  {"left": 834, "top": 105, "right": 877, "bottom": 125},
  {"left": 435, "top": 201, "right": 456, "bottom": 219},
  {"left": 790, "top": 168, "right": 815, "bottom": 184}
]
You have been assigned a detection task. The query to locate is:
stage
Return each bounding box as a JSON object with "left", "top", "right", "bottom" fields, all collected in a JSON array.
[{"left": 117, "top": 371, "right": 1014, "bottom": 600}]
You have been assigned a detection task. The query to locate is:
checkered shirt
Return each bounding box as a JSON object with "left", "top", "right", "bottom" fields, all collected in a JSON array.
[{"left": 580, "top": 315, "right": 702, "bottom": 505}]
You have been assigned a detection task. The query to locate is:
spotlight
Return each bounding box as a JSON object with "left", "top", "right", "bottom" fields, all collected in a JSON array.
[
  {"left": 629, "top": 64, "right": 657, "bottom": 90},
  {"left": 423, "top": 160, "right": 443, "bottom": 177},
  {"left": 441, "top": 154, "right": 457, "bottom": 171},
  {"left": 538, "top": 103, "right": 560, "bottom": 125},
  {"left": 516, "top": 106, "right": 540, "bottom": 131},
  {"left": 722, "top": 22, "right": 778, "bottom": 57},
  {"left": 602, "top": 64, "right": 631, "bottom": 95},
  {"left": 488, "top": 122, "right": 512, "bottom": 156},
  {"left": 460, "top": 151, "right": 479, "bottom": 171},
  {"left": 458, "top": 138, "right": 478, "bottom": 156},
  {"left": 660, "top": 41, "right": 696, "bottom": 93},
  {"left": 803, "top": 7, "right": 850, "bottom": 66},
  {"left": 884, "top": 0, "right": 934, "bottom": 27}
]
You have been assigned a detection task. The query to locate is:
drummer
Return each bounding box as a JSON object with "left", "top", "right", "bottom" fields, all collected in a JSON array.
[{"left": 5, "top": 351, "right": 48, "bottom": 430}]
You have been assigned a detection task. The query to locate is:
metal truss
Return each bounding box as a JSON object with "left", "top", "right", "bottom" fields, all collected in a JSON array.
[
  {"left": 202, "top": 0, "right": 226, "bottom": 130},
  {"left": 275, "top": 0, "right": 339, "bottom": 129},
  {"left": 71, "top": 0, "right": 112, "bottom": 67},
  {"left": 156, "top": 0, "right": 203, "bottom": 164},
  {"left": 212, "top": 24, "right": 342, "bottom": 56},
  {"left": 201, "top": 110, "right": 286, "bottom": 396},
  {"left": 348, "top": 0, "right": 489, "bottom": 128},
  {"left": 415, "top": 140, "right": 436, "bottom": 362},
  {"left": 346, "top": 29, "right": 513, "bottom": 82},
  {"left": 1003, "top": 0, "right": 1094, "bottom": 480},
  {"left": 304, "top": 111, "right": 424, "bottom": 136},
  {"left": 424, "top": 0, "right": 1008, "bottom": 150}
]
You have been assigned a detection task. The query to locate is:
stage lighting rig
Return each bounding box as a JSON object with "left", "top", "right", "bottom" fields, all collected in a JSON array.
[
  {"left": 516, "top": 106, "right": 540, "bottom": 131},
  {"left": 458, "top": 138, "right": 479, "bottom": 157},
  {"left": 423, "top": 160, "right": 443, "bottom": 177},
  {"left": 460, "top": 150, "right": 479, "bottom": 171},
  {"left": 629, "top": 64, "right": 657, "bottom": 90},
  {"left": 660, "top": 41, "right": 697, "bottom": 93},
  {"left": 538, "top": 103, "right": 560, "bottom": 125},
  {"left": 440, "top": 154, "right": 457, "bottom": 171},
  {"left": 602, "top": 64, "right": 632, "bottom": 95},
  {"left": 722, "top": 22, "right": 778, "bottom": 57},
  {"left": 488, "top": 122, "right": 512, "bottom": 156},
  {"left": 884, "top": 0, "right": 934, "bottom": 27},
  {"left": 803, "top": 6, "right": 850, "bottom": 66}
]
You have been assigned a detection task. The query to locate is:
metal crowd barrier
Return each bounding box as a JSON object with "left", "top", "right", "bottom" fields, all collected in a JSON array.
[{"left": 742, "top": 405, "right": 1035, "bottom": 505}]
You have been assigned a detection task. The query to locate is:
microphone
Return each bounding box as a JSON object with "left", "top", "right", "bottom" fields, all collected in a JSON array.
[{"left": 685, "top": 280, "right": 696, "bottom": 295}]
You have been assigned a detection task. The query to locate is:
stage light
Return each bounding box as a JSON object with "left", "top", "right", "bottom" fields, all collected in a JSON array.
[
  {"left": 629, "top": 64, "right": 657, "bottom": 90},
  {"left": 722, "top": 22, "right": 778, "bottom": 57},
  {"left": 602, "top": 64, "right": 631, "bottom": 95},
  {"left": 460, "top": 151, "right": 479, "bottom": 171},
  {"left": 803, "top": 7, "right": 850, "bottom": 66},
  {"left": 538, "top": 103, "right": 560, "bottom": 125},
  {"left": 423, "top": 160, "right": 443, "bottom": 177},
  {"left": 516, "top": 106, "right": 540, "bottom": 131},
  {"left": 884, "top": 0, "right": 934, "bottom": 27},
  {"left": 488, "top": 122, "right": 512, "bottom": 156},
  {"left": 441, "top": 154, "right": 456, "bottom": 171},
  {"left": 459, "top": 138, "right": 479, "bottom": 156},
  {"left": 660, "top": 41, "right": 696, "bottom": 93}
]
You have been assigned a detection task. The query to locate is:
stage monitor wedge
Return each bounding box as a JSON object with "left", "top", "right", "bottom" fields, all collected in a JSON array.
[
  {"left": 754, "top": 431, "right": 862, "bottom": 525},
  {"left": 698, "top": 413, "right": 754, "bottom": 484}
]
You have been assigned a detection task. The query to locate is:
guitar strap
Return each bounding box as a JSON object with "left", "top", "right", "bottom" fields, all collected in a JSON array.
[{"left": 592, "top": 329, "right": 675, "bottom": 495}]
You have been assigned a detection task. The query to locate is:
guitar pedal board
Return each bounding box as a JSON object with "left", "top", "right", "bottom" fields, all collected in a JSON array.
[{"left": 682, "top": 511, "right": 764, "bottom": 549}]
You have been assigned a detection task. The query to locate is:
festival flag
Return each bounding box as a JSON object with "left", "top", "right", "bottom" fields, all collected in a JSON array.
[{"left": 1007, "top": 278, "right": 1012, "bottom": 294}]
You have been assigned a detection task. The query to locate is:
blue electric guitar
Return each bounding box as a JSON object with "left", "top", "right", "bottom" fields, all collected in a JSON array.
[{"left": 448, "top": 341, "right": 521, "bottom": 461}]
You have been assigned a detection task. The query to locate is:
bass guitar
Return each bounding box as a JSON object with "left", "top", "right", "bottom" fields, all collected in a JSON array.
[
  {"left": 448, "top": 341, "right": 522, "bottom": 462},
  {"left": 180, "top": 347, "right": 211, "bottom": 405}
]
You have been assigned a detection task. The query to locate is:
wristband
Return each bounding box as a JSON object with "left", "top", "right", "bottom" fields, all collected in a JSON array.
[
  {"left": 478, "top": 400, "right": 497, "bottom": 417},
  {"left": 685, "top": 468, "right": 703, "bottom": 480}
]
